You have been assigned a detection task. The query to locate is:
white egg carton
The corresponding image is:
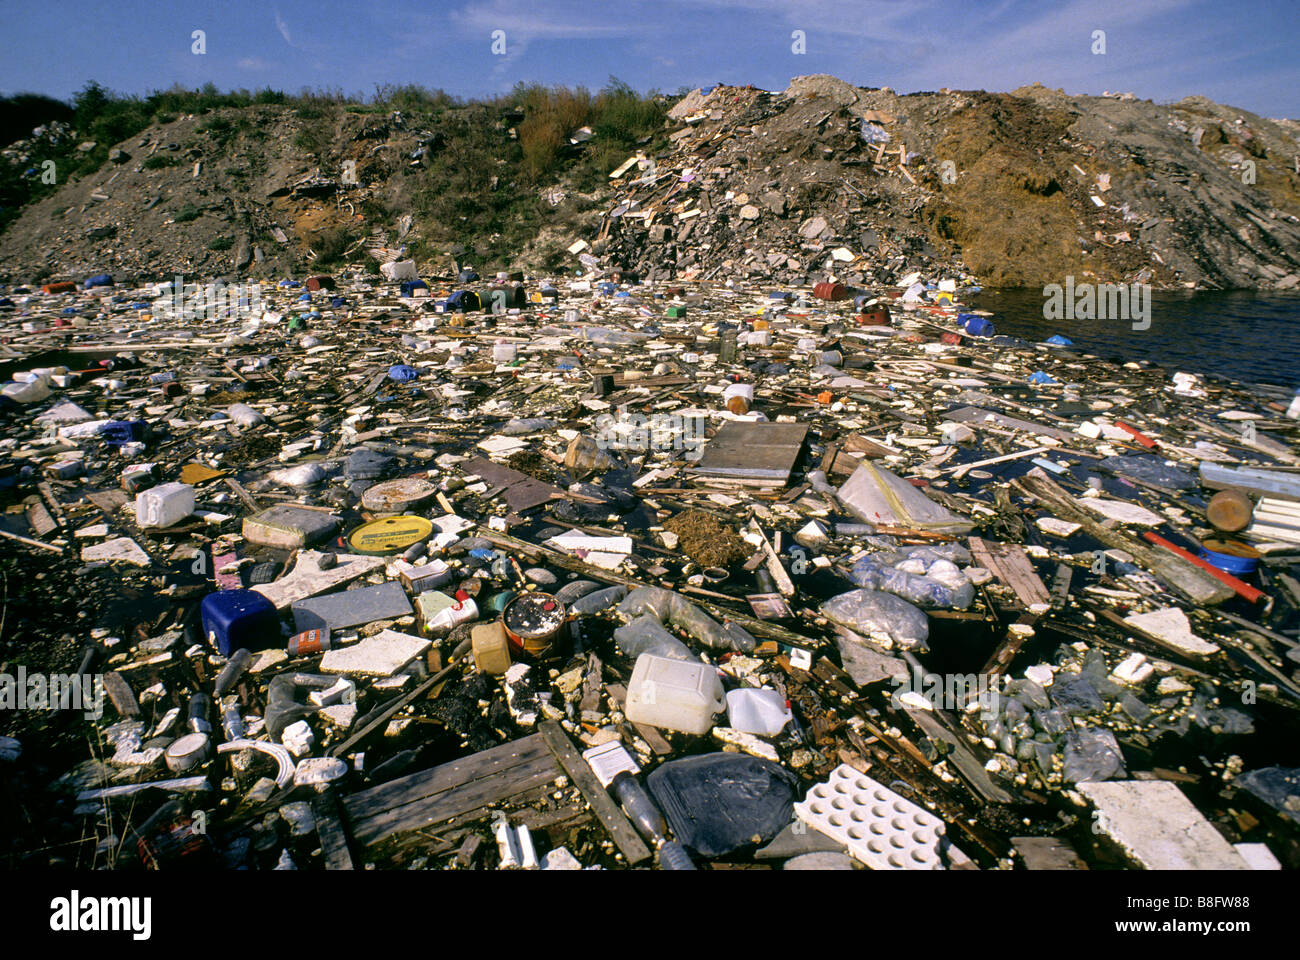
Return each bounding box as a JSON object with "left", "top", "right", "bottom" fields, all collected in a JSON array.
[{"left": 794, "top": 765, "right": 946, "bottom": 870}]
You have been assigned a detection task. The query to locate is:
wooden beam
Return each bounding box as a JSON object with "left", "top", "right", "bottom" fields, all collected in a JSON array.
[
  {"left": 538, "top": 721, "right": 652, "bottom": 866},
  {"left": 313, "top": 789, "right": 356, "bottom": 870},
  {"left": 605, "top": 683, "right": 672, "bottom": 755}
]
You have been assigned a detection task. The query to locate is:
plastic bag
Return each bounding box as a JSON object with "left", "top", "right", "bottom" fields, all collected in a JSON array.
[
  {"left": 1062, "top": 727, "right": 1126, "bottom": 783},
  {"left": 848, "top": 554, "right": 974, "bottom": 610},
  {"left": 226, "top": 402, "right": 265, "bottom": 427},
  {"left": 617, "top": 587, "right": 733, "bottom": 650},
  {"left": 820, "top": 589, "right": 929, "bottom": 650},
  {"left": 569, "top": 584, "right": 628, "bottom": 615},
  {"left": 501, "top": 418, "right": 557, "bottom": 436},
  {"left": 614, "top": 614, "right": 696, "bottom": 661}
]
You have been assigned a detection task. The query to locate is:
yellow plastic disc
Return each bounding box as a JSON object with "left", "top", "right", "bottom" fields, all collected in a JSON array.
[{"left": 347, "top": 515, "right": 434, "bottom": 555}]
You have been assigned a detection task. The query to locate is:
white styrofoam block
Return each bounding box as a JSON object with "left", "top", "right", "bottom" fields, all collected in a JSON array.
[
  {"left": 1078, "top": 781, "right": 1249, "bottom": 870},
  {"left": 795, "top": 765, "right": 946, "bottom": 870},
  {"left": 1234, "top": 842, "right": 1282, "bottom": 871},
  {"left": 1111, "top": 652, "right": 1154, "bottom": 685}
]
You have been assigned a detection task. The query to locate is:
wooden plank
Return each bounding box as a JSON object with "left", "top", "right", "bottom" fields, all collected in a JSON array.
[
  {"left": 1048, "top": 563, "right": 1073, "bottom": 609},
  {"left": 605, "top": 683, "right": 672, "bottom": 755},
  {"left": 464, "top": 457, "right": 563, "bottom": 512},
  {"left": 87, "top": 489, "right": 129, "bottom": 516},
  {"left": 102, "top": 672, "right": 140, "bottom": 718},
  {"left": 690, "top": 421, "right": 809, "bottom": 485},
  {"left": 538, "top": 721, "right": 652, "bottom": 866},
  {"left": 312, "top": 790, "right": 356, "bottom": 870},
  {"left": 904, "top": 708, "right": 1016, "bottom": 805},
  {"left": 37, "top": 482, "right": 68, "bottom": 528},
  {"left": 348, "top": 753, "right": 561, "bottom": 848},
  {"left": 343, "top": 734, "right": 547, "bottom": 821},
  {"left": 25, "top": 501, "right": 57, "bottom": 537},
  {"left": 969, "top": 537, "right": 1051, "bottom": 607},
  {"left": 980, "top": 611, "right": 1040, "bottom": 677}
]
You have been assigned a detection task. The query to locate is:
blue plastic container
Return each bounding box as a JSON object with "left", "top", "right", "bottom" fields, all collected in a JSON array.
[
  {"left": 100, "top": 420, "right": 148, "bottom": 446},
  {"left": 201, "top": 590, "right": 281, "bottom": 656},
  {"left": 400, "top": 280, "right": 428, "bottom": 297},
  {"left": 1198, "top": 541, "right": 1260, "bottom": 577},
  {"left": 447, "top": 290, "right": 481, "bottom": 312},
  {"left": 959, "top": 315, "right": 995, "bottom": 337},
  {"left": 388, "top": 364, "right": 420, "bottom": 382},
  {"left": 84, "top": 273, "right": 113, "bottom": 289}
]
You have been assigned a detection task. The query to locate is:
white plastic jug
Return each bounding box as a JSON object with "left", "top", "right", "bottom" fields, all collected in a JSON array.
[
  {"left": 725, "top": 688, "right": 793, "bottom": 737},
  {"left": 135, "top": 482, "right": 196, "bottom": 528},
  {"left": 626, "top": 653, "right": 725, "bottom": 735}
]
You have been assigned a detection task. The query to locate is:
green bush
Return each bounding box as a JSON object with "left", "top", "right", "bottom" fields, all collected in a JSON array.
[
  {"left": 142, "top": 154, "right": 179, "bottom": 169},
  {"left": 312, "top": 226, "right": 355, "bottom": 265},
  {"left": 208, "top": 236, "right": 233, "bottom": 251},
  {"left": 173, "top": 204, "right": 201, "bottom": 223}
]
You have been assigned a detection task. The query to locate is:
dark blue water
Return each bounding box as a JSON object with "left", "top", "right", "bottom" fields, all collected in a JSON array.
[{"left": 966, "top": 290, "right": 1300, "bottom": 390}]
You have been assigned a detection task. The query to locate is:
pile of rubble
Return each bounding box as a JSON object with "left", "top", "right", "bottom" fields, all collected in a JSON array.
[
  {"left": 5, "top": 75, "right": 1300, "bottom": 292},
  {"left": 0, "top": 265, "right": 1298, "bottom": 871}
]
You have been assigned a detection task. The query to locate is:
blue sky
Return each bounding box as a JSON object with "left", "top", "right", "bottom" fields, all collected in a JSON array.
[{"left": 1, "top": 0, "right": 1297, "bottom": 116}]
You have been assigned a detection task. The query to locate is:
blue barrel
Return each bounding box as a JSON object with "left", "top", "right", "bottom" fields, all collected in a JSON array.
[
  {"left": 959, "top": 315, "right": 995, "bottom": 337},
  {"left": 84, "top": 273, "right": 113, "bottom": 289}
]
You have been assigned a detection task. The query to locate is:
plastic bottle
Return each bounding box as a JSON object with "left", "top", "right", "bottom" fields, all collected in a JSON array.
[
  {"left": 1287, "top": 388, "right": 1300, "bottom": 420},
  {"left": 213, "top": 648, "right": 253, "bottom": 697},
  {"left": 188, "top": 693, "right": 212, "bottom": 735},
  {"left": 718, "top": 324, "right": 738, "bottom": 364},
  {"left": 658, "top": 840, "right": 696, "bottom": 870},
  {"left": 611, "top": 771, "right": 666, "bottom": 840},
  {"left": 221, "top": 702, "right": 245, "bottom": 741}
]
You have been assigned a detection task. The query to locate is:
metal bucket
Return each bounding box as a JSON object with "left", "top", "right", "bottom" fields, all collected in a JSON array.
[{"left": 501, "top": 592, "right": 568, "bottom": 659}]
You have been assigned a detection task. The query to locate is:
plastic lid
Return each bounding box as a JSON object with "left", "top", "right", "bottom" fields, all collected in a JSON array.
[{"left": 346, "top": 516, "right": 434, "bottom": 555}]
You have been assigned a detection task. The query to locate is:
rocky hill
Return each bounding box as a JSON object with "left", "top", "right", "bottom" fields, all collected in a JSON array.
[{"left": 2, "top": 76, "right": 1298, "bottom": 290}]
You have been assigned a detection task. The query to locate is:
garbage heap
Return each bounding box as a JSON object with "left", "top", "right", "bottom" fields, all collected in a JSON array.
[
  {"left": 594, "top": 80, "right": 958, "bottom": 287},
  {"left": 0, "top": 267, "right": 1298, "bottom": 872}
]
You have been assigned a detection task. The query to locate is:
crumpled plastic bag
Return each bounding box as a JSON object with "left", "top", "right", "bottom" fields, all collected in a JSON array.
[
  {"left": 617, "top": 587, "right": 744, "bottom": 651},
  {"left": 1062, "top": 727, "right": 1126, "bottom": 783},
  {"left": 848, "top": 552, "right": 974, "bottom": 609},
  {"left": 820, "top": 589, "right": 929, "bottom": 651}
]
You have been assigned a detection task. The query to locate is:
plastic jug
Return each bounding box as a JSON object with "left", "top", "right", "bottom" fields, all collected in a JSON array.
[
  {"left": 626, "top": 653, "right": 725, "bottom": 735},
  {"left": 135, "top": 482, "right": 195, "bottom": 528},
  {"left": 725, "top": 688, "right": 793, "bottom": 737}
]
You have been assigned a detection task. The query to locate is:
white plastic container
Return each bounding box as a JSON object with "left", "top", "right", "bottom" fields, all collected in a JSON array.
[
  {"left": 493, "top": 341, "right": 517, "bottom": 363},
  {"left": 135, "top": 482, "right": 196, "bottom": 528},
  {"left": 725, "top": 688, "right": 793, "bottom": 737},
  {"left": 625, "top": 653, "right": 725, "bottom": 735}
]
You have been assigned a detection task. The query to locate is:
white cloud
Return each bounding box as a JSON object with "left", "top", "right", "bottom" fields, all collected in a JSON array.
[
  {"left": 275, "top": 9, "right": 295, "bottom": 47},
  {"left": 450, "top": 1, "right": 634, "bottom": 40},
  {"left": 237, "top": 57, "right": 272, "bottom": 71}
]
